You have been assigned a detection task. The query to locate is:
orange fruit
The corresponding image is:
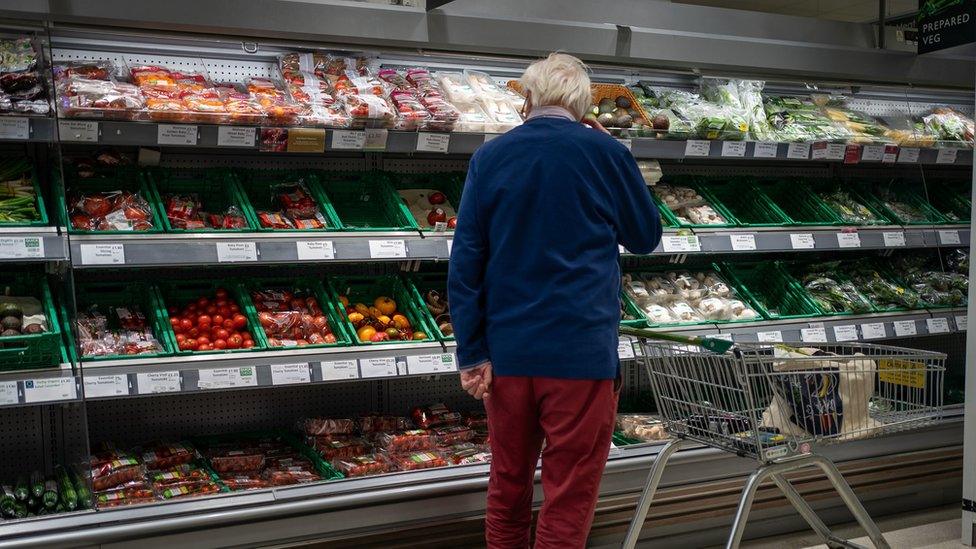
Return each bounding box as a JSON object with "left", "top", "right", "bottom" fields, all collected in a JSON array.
[
  {"left": 392, "top": 314, "right": 411, "bottom": 329},
  {"left": 376, "top": 315, "right": 391, "bottom": 326},
  {"left": 338, "top": 295, "right": 349, "bottom": 307},
  {"left": 357, "top": 325, "right": 377, "bottom": 342},
  {"left": 374, "top": 296, "right": 397, "bottom": 316},
  {"left": 412, "top": 331, "right": 428, "bottom": 340},
  {"left": 348, "top": 312, "right": 364, "bottom": 325},
  {"left": 354, "top": 303, "right": 370, "bottom": 316}
]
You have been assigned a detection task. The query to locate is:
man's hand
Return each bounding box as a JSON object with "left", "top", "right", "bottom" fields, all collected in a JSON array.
[
  {"left": 460, "top": 362, "right": 493, "bottom": 400},
  {"left": 581, "top": 116, "right": 611, "bottom": 134}
]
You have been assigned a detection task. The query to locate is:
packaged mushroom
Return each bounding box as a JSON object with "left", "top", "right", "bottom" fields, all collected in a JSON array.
[
  {"left": 651, "top": 184, "right": 728, "bottom": 225},
  {"left": 622, "top": 270, "right": 758, "bottom": 325}
]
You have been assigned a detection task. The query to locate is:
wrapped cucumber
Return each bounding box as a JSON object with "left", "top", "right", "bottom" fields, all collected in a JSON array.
[
  {"left": 29, "top": 471, "right": 43, "bottom": 499},
  {"left": 13, "top": 476, "right": 28, "bottom": 501},
  {"left": 55, "top": 466, "right": 77, "bottom": 511},
  {"left": 11, "top": 501, "right": 26, "bottom": 519},
  {"left": 0, "top": 486, "right": 14, "bottom": 517},
  {"left": 42, "top": 477, "right": 58, "bottom": 510},
  {"left": 70, "top": 470, "right": 91, "bottom": 510}
]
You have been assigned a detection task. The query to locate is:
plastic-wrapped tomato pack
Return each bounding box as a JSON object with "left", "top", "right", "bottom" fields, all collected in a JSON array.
[
  {"left": 219, "top": 472, "right": 271, "bottom": 490},
  {"left": 357, "top": 414, "right": 411, "bottom": 434},
  {"left": 95, "top": 483, "right": 156, "bottom": 508},
  {"left": 253, "top": 181, "right": 331, "bottom": 230},
  {"left": 206, "top": 449, "right": 266, "bottom": 474},
  {"left": 313, "top": 437, "right": 371, "bottom": 461},
  {"left": 252, "top": 287, "right": 339, "bottom": 347},
  {"left": 433, "top": 425, "right": 474, "bottom": 446},
  {"left": 196, "top": 433, "right": 325, "bottom": 490},
  {"left": 404, "top": 68, "right": 459, "bottom": 131},
  {"left": 90, "top": 449, "right": 145, "bottom": 492},
  {"left": 162, "top": 193, "right": 248, "bottom": 230},
  {"left": 375, "top": 430, "right": 437, "bottom": 453},
  {"left": 302, "top": 418, "right": 355, "bottom": 436},
  {"left": 332, "top": 454, "right": 392, "bottom": 478},
  {"left": 165, "top": 287, "right": 256, "bottom": 353},
  {"left": 444, "top": 444, "right": 492, "bottom": 465},
  {"left": 247, "top": 77, "right": 301, "bottom": 125},
  {"left": 68, "top": 190, "right": 156, "bottom": 232},
  {"left": 411, "top": 403, "right": 463, "bottom": 429},
  {"left": 388, "top": 451, "right": 448, "bottom": 472},
  {"left": 140, "top": 441, "right": 196, "bottom": 470},
  {"left": 76, "top": 305, "right": 164, "bottom": 357},
  {"left": 464, "top": 413, "right": 488, "bottom": 433},
  {"left": 158, "top": 480, "right": 222, "bottom": 500},
  {"left": 340, "top": 93, "right": 395, "bottom": 128},
  {"left": 56, "top": 61, "right": 143, "bottom": 119},
  {"left": 148, "top": 463, "right": 211, "bottom": 486}
]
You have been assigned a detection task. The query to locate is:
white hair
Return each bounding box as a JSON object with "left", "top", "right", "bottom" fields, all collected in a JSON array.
[{"left": 519, "top": 53, "right": 591, "bottom": 120}]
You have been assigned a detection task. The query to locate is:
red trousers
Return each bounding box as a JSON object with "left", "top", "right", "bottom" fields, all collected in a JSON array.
[{"left": 484, "top": 375, "right": 618, "bottom": 549}]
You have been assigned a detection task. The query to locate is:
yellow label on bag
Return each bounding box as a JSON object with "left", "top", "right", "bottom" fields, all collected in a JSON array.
[{"left": 878, "top": 359, "right": 926, "bottom": 389}]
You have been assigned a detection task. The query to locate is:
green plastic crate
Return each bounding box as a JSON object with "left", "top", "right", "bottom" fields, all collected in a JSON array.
[
  {"left": 0, "top": 160, "right": 49, "bottom": 227},
  {"left": 804, "top": 180, "right": 892, "bottom": 226},
  {"left": 317, "top": 172, "right": 417, "bottom": 231},
  {"left": 926, "top": 182, "right": 971, "bottom": 224},
  {"left": 619, "top": 291, "right": 648, "bottom": 328},
  {"left": 779, "top": 261, "right": 874, "bottom": 316},
  {"left": 240, "top": 276, "right": 352, "bottom": 349},
  {"left": 191, "top": 429, "right": 343, "bottom": 485},
  {"left": 148, "top": 168, "right": 257, "bottom": 233},
  {"left": 621, "top": 265, "right": 760, "bottom": 327},
  {"left": 650, "top": 177, "right": 740, "bottom": 229},
  {"left": 854, "top": 181, "right": 949, "bottom": 225},
  {"left": 0, "top": 276, "right": 63, "bottom": 370},
  {"left": 402, "top": 272, "right": 454, "bottom": 341},
  {"left": 156, "top": 279, "right": 266, "bottom": 355},
  {"left": 388, "top": 171, "right": 465, "bottom": 231},
  {"left": 325, "top": 274, "right": 435, "bottom": 345},
  {"left": 235, "top": 169, "right": 342, "bottom": 232},
  {"left": 702, "top": 179, "right": 792, "bottom": 227},
  {"left": 72, "top": 281, "right": 177, "bottom": 361},
  {"left": 57, "top": 167, "right": 165, "bottom": 235},
  {"left": 719, "top": 262, "right": 819, "bottom": 320},
  {"left": 757, "top": 179, "right": 844, "bottom": 226}
]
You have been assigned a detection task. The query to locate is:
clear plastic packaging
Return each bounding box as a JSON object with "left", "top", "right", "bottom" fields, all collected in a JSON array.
[
  {"left": 313, "top": 437, "right": 371, "bottom": 460},
  {"left": 140, "top": 441, "right": 196, "bottom": 470},
  {"left": 622, "top": 271, "right": 758, "bottom": 324},
  {"left": 90, "top": 448, "right": 144, "bottom": 492},
  {"left": 464, "top": 70, "right": 522, "bottom": 132},
  {"left": 357, "top": 415, "right": 411, "bottom": 433},
  {"left": 219, "top": 473, "right": 271, "bottom": 490},
  {"left": 651, "top": 184, "right": 727, "bottom": 225},
  {"left": 302, "top": 418, "right": 356, "bottom": 436},
  {"left": 389, "top": 450, "right": 448, "bottom": 471},
  {"left": 616, "top": 414, "right": 670, "bottom": 442},
  {"left": 340, "top": 92, "right": 396, "bottom": 128},
  {"left": 252, "top": 287, "right": 338, "bottom": 347},
  {"left": 332, "top": 454, "right": 392, "bottom": 477},
  {"left": 411, "top": 403, "right": 462, "bottom": 429},
  {"left": 433, "top": 425, "right": 474, "bottom": 446},
  {"left": 68, "top": 190, "right": 155, "bottom": 232},
  {"left": 206, "top": 449, "right": 265, "bottom": 474},
  {"left": 76, "top": 305, "right": 163, "bottom": 357},
  {"left": 922, "top": 107, "right": 974, "bottom": 145},
  {"left": 376, "top": 430, "right": 437, "bottom": 453}
]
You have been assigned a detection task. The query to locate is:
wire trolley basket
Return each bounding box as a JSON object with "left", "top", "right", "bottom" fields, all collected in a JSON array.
[{"left": 620, "top": 328, "right": 946, "bottom": 549}]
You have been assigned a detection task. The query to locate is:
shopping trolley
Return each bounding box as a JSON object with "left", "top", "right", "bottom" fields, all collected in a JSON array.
[{"left": 619, "top": 326, "right": 946, "bottom": 549}]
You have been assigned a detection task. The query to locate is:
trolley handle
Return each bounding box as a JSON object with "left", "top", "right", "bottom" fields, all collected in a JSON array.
[{"left": 619, "top": 326, "right": 734, "bottom": 354}]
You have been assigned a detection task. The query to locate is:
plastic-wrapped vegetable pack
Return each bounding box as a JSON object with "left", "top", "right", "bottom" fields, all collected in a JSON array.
[
  {"left": 465, "top": 70, "right": 523, "bottom": 132},
  {"left": 795, "top": 263, "right": 874, "bottom": 314},
  {"left": 76, "top": 305, "right": 163, "bottom": 357},
  {"left": 818, "top": 189, "right": 884, "bottom": 224},
  {"left": 922, "top": 107, "right": 974, "bottom": 145},
  {"left": 253, "top": 179, "right": 331, "bottom": 230},
  {"left": 55, "top": 61, "right": 143, "bottom": 119},
  {"left": 651, "top": 183, "right": 728, "bottom": 225},
  {"left": 622, "top": 270, "right": 758, "bottom": 325},
  {"left": 68, "top": 189, "right": 156, "bottom": 232},
  {"left": 891, "top": 255, "right": 968, "bottom": 307},
  {"left": 841, "top": 260, "right": 920, "bottom": 311},
  {"left": 764, "top": 96, "right": 853, "bottom": 142},
  {"left": 0, "top": 38, "right": 49, "bottom": 115},
  {"left": 436, "top": 72, "right": 492, "bottom": 132}
]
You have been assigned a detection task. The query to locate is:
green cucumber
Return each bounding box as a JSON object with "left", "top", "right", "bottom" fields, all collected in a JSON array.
[
  {"left": 0, "top": 486, "right": 15, "bottom": 517},
  {"left": 11, "top": 501, "right": 26, "bottom": 519},
  {"left": 42, "top": 477, "right": 58, "bottom": 509},
  {"left": 55, "top": 466, "right": 77, "bottom": 510},
  {"left": 70, "top": 470, "right": 91, "bottom": 510},
  {"left": 29, "top": 471, "right": 43, "bottom": 499},
  {"left": 13, "top": 476, "right": 28, "bottom": 501}
]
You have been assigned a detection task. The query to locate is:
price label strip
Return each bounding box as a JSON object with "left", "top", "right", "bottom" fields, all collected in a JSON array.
[
  {"left": 0, "top": 117, "right": 29, "bottom": 140},
  {"left": 892, "top": 320, "right": 917, "bottom": 337},
  {"left": 729, "top": 234, "right": 756, "bottom": 251},
  {"left": 331, "top": 130, "right": 365, "bottom": 149},
  {"left": 79, "top": 244, "right": 124, "bottom": 265},
  {"left": 938, "top": 230, "right": 961, "bottom": 245},
  {"left": 882, "top": 232, "right": 906, "bottom": 247},
  {"left": 136, "top": 371, "right": 181, "bottom": 394},
  {"left": 787, "top": 142, "right": 810, "bottom": 159},
  {"left": 936, "top": 148, "right": 958, "bottom": 164},
  {"left": 23, "top": 377, "right": 77, "bottom": 404},
  {"left": 270, "top": 364, "right": 311, "bottom": 386},
  {"left": 926, "top": 317, "right": 950, "bottom": 334},
  {"left": 296, "top": 240, "right": 335, "bottom": 260},
  {"left": 836, "top": 232, "right": 861, "bottom": 248},
  {"left": 684, "top": 140, "right": 710, "bottom": 157},
  {"left": 197, "top": 367, "right": 257, "bottom": 390},
  {"left": 860, "top": 145, "right": 884, "bottom": 162},
  {"left": 617, "top": 337, "right": 636, "bottom": 359},
  {"left": 757, "top": 331, "right": 783, "bottom": 343},
  {"left": 790, "top": 233, "right": 815, "bottom": 249},
  {"left": 832, "top": 325, "right": 858, "bottom": 342},
  {"left": 59, "top": 120, "right": 98, "bottom": 142},
  {"left": 753, "top": 142, "right": 778, "bottom": 158},
  {"left": 897, "top": 148, "right": 920, "bottom": 163},
  {"left": 217, "top": 126, "right": 256, "bottom": 147},
  {"left": 800, "top": 326, "right": 827, "bottom": 343},
  {"left": 860, "top": 322, "right": 887, "bottom": 340},
  {"left": 417, "top": 133, "right": 451, "bottom": 153},
  {"left": 721, "top": 141, "right": 746, "bottom": 157},
  {"left": 661, "top": 235, "right": 701, "bottom": 253},
  {"left": 320, "top": 360, "right": 359, "bottom": 381},
  {"left": 0, "top": 237, "right": 44, "bottom": 259},
  {"left": 0, "top": 382, "right": 16, "bottom": 406},
  {"left": 216, "top": 242, "right": 257, "bottom": 262},
  {"left": 360, "top": 357, "right": 398, "bottom": 378},
  {"left": 157, "top": 124, "right": 198, "bottom": 146},
  {"left": 955, "top": 315, "right": 968, "bottom": 331},
  {"left": 406, "top": 354, "right": 457, "bottom": 375},
  {"left": 84, "top": 375, "right": 129, "bottom": 398}
]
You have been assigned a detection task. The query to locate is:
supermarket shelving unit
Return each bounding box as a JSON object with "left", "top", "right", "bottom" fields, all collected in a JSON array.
[{"left": 0, "top": 4, "right": 971, "bottom": 547}]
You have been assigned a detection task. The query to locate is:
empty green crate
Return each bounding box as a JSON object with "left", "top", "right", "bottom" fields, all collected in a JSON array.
[
  {"left": 0, "top": 276, "right": 63, "bottom": 371},
  {"left": 854, "top": 181, "right": 948, "bottom": 225},
  {"left": 317, "top": 172, "right": 417, "bottom": 231},
  {"left": 650, "top": 177, "right": 740, "bottom": 228},
  {"left": 804, "top": 180, "right": 892, "bottom": 225},
  {"left": 325, "top": 275, "right": 435, "bottom": 345},
  {"left": 72, "top": 281, "right": 178, "bottom": 361},
  {"left": 719, "top": 262, "right": 819, "bottom": 320},
  {"left": 402, "top": 272, "right": 454, "bottom": 341},
  {"left": 235, "top": 169, "right": 342, "bottom": 231},
  {"left": 58, "top": 167, "right": 165, "bottom": 235},
  {"left": 0, "top": 160, "right": 49, "bottom": 227},
  {"left": 156, "top": 279, "right": 266, "bottom": 355},
  {"left": 148, "top": 168, "right": 257, "bottom": 232},
  {"left": 926, "top": 182, "right": 971, "bottom": 224},
  {"left": 702, "top": 179, "right": 792, "bottom": 227},
  {"left": 240, "top": 276, "right": 352, "bottom": 349},
  {"left": 389, "top": 172, "right": 464, "bottom": 231},
  {"left": 757, "top": 180, "right": 843, "bottom": 226}
]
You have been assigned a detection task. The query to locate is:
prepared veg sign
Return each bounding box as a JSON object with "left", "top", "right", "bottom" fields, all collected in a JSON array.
[{"left": 918, "top": 0, "right": 976, "bottom": 54}]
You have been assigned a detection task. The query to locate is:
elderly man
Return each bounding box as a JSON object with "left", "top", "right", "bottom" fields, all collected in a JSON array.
[{"left": 448, "top": 53, "right": 663, "bottom": 548}]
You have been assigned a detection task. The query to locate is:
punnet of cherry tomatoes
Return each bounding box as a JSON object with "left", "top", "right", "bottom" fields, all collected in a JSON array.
[
  {"left": 251, "top": 287, "right": 340, "bottom": 347},
  {"left": 166, "top": 287, "right": 256, "bottom": 352}
]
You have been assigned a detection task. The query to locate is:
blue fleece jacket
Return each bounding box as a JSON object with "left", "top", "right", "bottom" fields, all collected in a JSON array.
[{"left": 447, "top": 116, "right": 663, "bottom": 380}]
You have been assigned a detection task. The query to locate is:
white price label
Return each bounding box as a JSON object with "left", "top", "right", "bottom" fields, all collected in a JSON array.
[
  {"left": 882, "top": 145, "right": 899, "bottom": 163},
  {"left": 787, "top": 142, "right": 810, "bottom": 159},
  {"left": 296, "top": 240, "right": 335, "bottom": 260},
  {"left": 23, "top": 377, "right": 76, "bottom": 403},
  {"left": 800, "top": 326, "right": 827, "bottom": 343},
  {"left": 0, "top": 382, "right": 16, "bottom": 405},
  {"left": 197, "top": 367, "right": 257, "bottom": 389},
  {"left": 359, "top": 357, "right": 397, "bottom": 378},
  {"left": 216, "top": 241, "right": 257, "bottom": 262},
  {"left": 0, "top": 117, "right": 29, "bottom": 140},
  {"left": 938, "top": 230, "right": 961, "bottom": 245},
  {"left": 711, "top": 333, "right": 734, "bottom": 341},
  {"left": 811, "top": 142, "right": 828, "bottom": 159},
  {"left": 825, "top": 143, "right": 846, "bottom": 160},
  {"left": 833, "top": 325, "right": 858, "bottom": 342},
  {"left": 617, "top": 337, "right": 636, "bottom": 359},
  {"left": 0, "top": 237, "right": 43, "bottom": 259},
  {"left": 661, "top": 235, "right": 701, "bottom": 253},
  {"left": 757, "top": 330, "right": 783, "bottom": 343},
  {"left": 836, "top": 232, "right": 861, "bottom": 248},
  {"left": 84, "top": 375, "right": 128, "bottom": 398},
  {"left": 936, "top": 148, "right": 958, "bottom": 164},
  {"left": 616, "top": 138, "right": 632, "bottom": 151},
  {"left": 270, "top": 363, "right": 311, "bottom": 385},
  {"left": 882, "top": 232, "right": 906, "bottom": 247},
  {"left": 618, "top": 244, "right": 627, "bottom": 254},
  {"left": 157, "top": 124, "right": 198, "bottom": 146},
  {"left": 955, "top": 316, "right": 968, "bottom": 331},
  {"left": 320, "top": 360, "right": 359, "bottom": 381},
  {"left": 897, "top": 147, "right": 920, "bottom": 163},
  {"left": 892, "top": 320, "right": 917, "bottom": 337},
  {"left": 217, "top": 126, "right": 256, "bottom": 147},
  {"left": 368, "top": 239, "right": 407, "bottom": 258},
  {"left": 331, "top": 130, "right": 365, "bottom": 149},
  {"left": 721, "top": 141, "right": 746, "bottom": 157},
  {"left": 860, "top": 145, "right": 884, "bottom": 162},
  {"left": 729, "top": 234, "right": 757, "bottom": 251},
  {"left": 684, "top": 140, "right": 711, "bottom": 156},
  {"left": 860, "top": 322, "right": 887, "bottom": 340},
  {"left": 926, "top": 317, "right": 951, "bottom": 334},
  {"left": 364, "top": 128, "right": 389, "bottom": 150},
  {"left": 417, "top": 132, "right": 450, "bottom": 153},
  {"left": 79, "top": 244, "right": 124, "bottom": 265},
  {"left": 790, "top": 233, "right": 816, "bottom": 249},
  {"left": 58, "top": 120, "right": 98, "bottom": 142},
  {"left": 136, "top": 371, "right": 181, "bottom": 394},
  {"left": 406, "top": 354, "right": 457, "bottom": 375},
  {"left": 753, "top": 142, "right": 778, "bottom": 158}
]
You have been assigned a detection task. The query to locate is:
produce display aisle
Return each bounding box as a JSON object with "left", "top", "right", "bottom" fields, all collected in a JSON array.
[{"left": 0, "top": 14, "right": 970, "bottom": 547}]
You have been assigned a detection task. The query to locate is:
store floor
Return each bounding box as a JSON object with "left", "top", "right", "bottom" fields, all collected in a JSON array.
[{"left": 731, "top": 504, "right": 962, "bottom": 549}]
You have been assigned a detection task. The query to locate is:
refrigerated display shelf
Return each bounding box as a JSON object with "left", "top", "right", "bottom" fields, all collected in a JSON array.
[{"left": 0, "top": 228, "right": 68, "bottom": 262}]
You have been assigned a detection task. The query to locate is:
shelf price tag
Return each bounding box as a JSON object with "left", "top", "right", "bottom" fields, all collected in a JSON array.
[
  {"left": 0, "top": 382, "right": 16, "bottom": 406},
  {"left": 136, "top": 371, "right": 181, "bottom": 394},
  {"left": 882, "top": 144, "right": 899, "bottom": 163},
  {"left": 661, "top": 235, "right": 700, "bottom": 253},
  {"left": 882, "top": 232, "right": 906, "bottom": 247},
  {"left": 955, "top": 316, "right": 968, "bottom": 331},
  {"left": 406, "top": 354, "right": 457, "bottom": 375},
  {"left": 330, "top": 130, "right": 365, "bottom": 149},
  {"left": 684, "top": 140, "right": 710, "bottom": 157},
  {"left": 23, "top": 377, "right": 76, "bottom": 403},
  {"left": 368, "top": 239, "right": 407, "bottom": 259},
  {"left": 417, "top": 132, "right": 451, "bottom": 153},
  {"left": 811, "top": 142, "right": 828, "bottom": 160},
  {"left": 296, "top": 240, "right": 335, "bottom": 260},
  {"left": 359, "top": 357, "right": 397, "bottom": 378},
  {"left": 617, "top": 337, "right": 636, "bottom": 359},
  {"left": 79, "top": 243, "right": 124, "bottom": 265},
  {"left": 938, "top": 230, "right": 961, "bottom": 245},
  {"left": 270, "top": 363, "right": 311, "bottom": 386},
  {"left": 320, "top": 360, "right": 359, "bottom": 381},
  {"left": 721, "top": 141, "right": 746, "bottom": 157},
  {"left": 711, "top": 333, "right": 734, "bottom": 341},
  {"left": 58, "top": 120, "right": 98, "bottom": 142},
  {"left": 836, "top": 232, "right": 861, "bottom": 248},
  {"left": 926, "top": 317, "right": 951, "bottom": 334},
  {"left": 0, "top": 237, "right": 44, "bottom": 259},
  {"left": 217, "top": 126, "right": 256, "bottom": 147},
  {"left": 800, "top": 326, "right": 827, "bottom": 343},
  {"left": 197, "top": 367, "right": 257, "bottom": 390},
  {"left": 157, "top": 124, "right": 198, "bottom": 146},
  {"left": 756, "top": 330, "right": 783, "bottom": 343},
  {"left": 787, "top": 142, "right": 810, "bottom": 159},
  {"left": 790, "top": 233, "right": 816, "bottom": 249},
  {"left": 364, "top": 128, "right": 389, "bottom": 150},
  {"left": 897, "top": 147, "right": 920, "bottom": 163},
  {"left": 892, "top": 320, "right": 917, "bottom": 337},
  {"left": 817, "top": 143, "right": 845, "bottom": 160},
  {"left": 0, "top": 117, "right": 29, "bottom": 140},
  {"left": 860, "top": 145, "right": 884, "bottom": 162},
  {"left": 216, "top": 242, "right": 257, "bottom": 262},
  {"left": 936, "top": 148, "right": 958, "bottom": 164},
  {"left": 729, "top": 234, "right": 756, "bottom": 251},
  {"left": 753, "top": 142, "right": 778, "bottom": 158},
  {"left": 861, "top": 323, "right": 887, "bottom": 340},
  {"left": 833, "top": 325, "right": 858, "bottom": 342},
  {"left": 84, "top": 375, "right": 128, "bottom": 398}
]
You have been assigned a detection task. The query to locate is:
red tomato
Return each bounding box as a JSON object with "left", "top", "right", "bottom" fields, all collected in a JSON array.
[
  {"left": 258, "top": 312, "right": 272, "bottom": 328},
  {"left": 214, "top": 328, "right": 230, "bottom": 340},
  {"left": 196, "top": 336, "right": 210, "bottom": 346},
  {"left": 205, "top": 305, "right": 217, "bottom": 316},
  {"left": 197, "top": 315, "right": 211, "bottom": 327},
  {"left": 324, "top": 333, "right": 337, "bottom": 344},
  {"left": 222, "top": 319, "right": 235, "bottom": 330},
  {"left": 184, "top": 338, "right": 197, "bottom": 349},
  {"left": 215, "top": 299, "right": 227, "bottom": 309},
  {"left": 213, "top": 339, "right": 227, "bottom": 349},
  {"left": 196, "top": 297, "right": 209, "bottom": 308},
  {"left": 212, "top": 314, "right": 225, "bottom": 327},
  {"left": 179, "top": 318, "right": 193, "bottom": 332},
  {"left": 242, "top": 332, "right": 253, "bottom": 342},
  {"left": 215, "top": 288, "right": 228, "bottom": 299},
  {"left": 229, "top": 303, "right": 240, "bottom": 313},
  {"left": 232, "top": 314, "right": 247, "bottom": 329},
  {"left": 186, "top": 303, "right": 198, "bottom": 313},
  {"left": 226, "top": 334, "right": 243, "bottom": 349},
  {"left": 197, "top": 343, "right": 211, "bottom": 351},
  {"left": 219, "top": 306, "right": 231, "bottom": 318},
  {"left": 170, "top": 317, "right": 183, "bottom": 332},
  {"left": 178, "top": 340, "right": 191, "bottom": 351},
  {"left": 312, "top": 316, "right": 329, "bottom": 331},
  {"left": 188, "top": 327, "right": 200, "bottom": 338},
  {"left": 242, "top": 339, "right": 255, "bottom": 349},
  {"left": 175, "top": 334, "right": 186, "bottom": 344}
]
